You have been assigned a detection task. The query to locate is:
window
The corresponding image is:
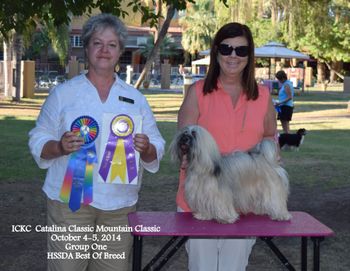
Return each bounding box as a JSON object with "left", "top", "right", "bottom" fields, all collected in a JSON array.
[{"left": 70, "top": 35, "right": 83, "bottom": 48}]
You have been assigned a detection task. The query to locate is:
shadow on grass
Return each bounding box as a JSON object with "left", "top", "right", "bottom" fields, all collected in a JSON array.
[
  {"left": 296, "top": 103, "right": 349, "bottom": 113},
  {"left": 293, "top": 91, "right": 350, "bottom": 114}
]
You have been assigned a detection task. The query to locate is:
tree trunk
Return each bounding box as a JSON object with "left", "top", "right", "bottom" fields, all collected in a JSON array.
[
  {"left": 317, "top": 61, "right": 326, "bottom": 83},
  {"left": 328, "top": 61, "right": 343, "bottom": 82},
  {"left": 134, "top": 4, "right": 175, "bottom": 89},
  {"left": 270, "top": 0, "right": 278, "bottom": 28},
  {"left": 153, "top": 0, "right": 162, "bottom": 77},
  {"left": 3, "top": 39, "right": 13, "bottom": 97},
  {"left": 13, "top": 33, "right": 23, "bottom": 102}
]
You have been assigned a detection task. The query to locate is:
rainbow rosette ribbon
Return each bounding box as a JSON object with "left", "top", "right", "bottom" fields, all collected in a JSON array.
[
  {"left": 99, "top": 114, "right": 137, "bottom": 184},
  {"left": 60, "top": 116, "right": 99, "bottom": 212}
]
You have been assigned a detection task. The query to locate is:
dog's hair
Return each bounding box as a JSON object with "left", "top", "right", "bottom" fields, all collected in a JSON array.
[
  {"left": 279, "top": 128, "right": 307, "bottom": 151},
  {"left": 170, "top": 125, "right": 291, "bottom": 223}
]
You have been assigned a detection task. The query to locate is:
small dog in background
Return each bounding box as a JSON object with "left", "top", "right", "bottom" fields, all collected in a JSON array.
[
  {"left": 279, "top": 128, "right": 307, "bottom": 151},
  {"left": 170, "top": 125, "right": 291, "bottom": 224}
]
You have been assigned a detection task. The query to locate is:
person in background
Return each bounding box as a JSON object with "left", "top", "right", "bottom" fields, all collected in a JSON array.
[
  {"left": 29, "top": 13, "right": 165, "bottom": 271},
  {"left": 275, "top": 70, "right": 294, "bottom": 134},
  {"left": 176, "top": 22, "right": 277, "bottom": 271}
]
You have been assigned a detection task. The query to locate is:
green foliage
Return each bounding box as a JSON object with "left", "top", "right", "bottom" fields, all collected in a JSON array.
[
  {"left": 137, "top": 34, "right": 178, "bottom": 60},
  {"left": 24, "top": 31, "right": 50, "bottom": 59},
  {"left": 248, "top": 18, "right": 277, "bottom": 47},
  {"left": 45, "top": 19, "right": 69, "bottom": 66},
  {"left": 278, "top": 0, "right": 350, "bottom": 63},
  {"left": 181, "top": 0, "right": 350, "bottom": 65},
  {"left": 180, "top": 0, "right": 217, "bottom": 55},
  {"left": 0, "top": 0, "right": 197, "bottom": 38}
]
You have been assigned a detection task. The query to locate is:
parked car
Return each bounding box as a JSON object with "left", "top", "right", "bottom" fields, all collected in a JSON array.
[
  {"left": 38, "top": 75, "right": 51, "bottom": 88},
  {"left": 48, "top": 71, "right": 59, "bottom": 82},
  {"left": 51, "top": 75, "right": 66, "bottom": 86}
]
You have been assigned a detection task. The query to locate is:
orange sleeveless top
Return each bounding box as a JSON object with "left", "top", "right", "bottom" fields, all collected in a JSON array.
[{"left": 176, "top": 80, "right": 271, "bottom": 211}]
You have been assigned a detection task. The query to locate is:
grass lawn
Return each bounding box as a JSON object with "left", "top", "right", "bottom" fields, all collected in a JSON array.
[
  {"left": 0, "top": 89, "right": 349, "bottom": 190},
  {"left": 1, "top": 88, "right": 350, "bottom": 271}
]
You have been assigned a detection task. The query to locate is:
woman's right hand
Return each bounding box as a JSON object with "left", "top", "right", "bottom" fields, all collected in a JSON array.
[
  {"left": 41, "top": 132, "right": 84, "bottom": 160},
  {"left": 59, "top": 131, "right": 84, "bottom": 155}
]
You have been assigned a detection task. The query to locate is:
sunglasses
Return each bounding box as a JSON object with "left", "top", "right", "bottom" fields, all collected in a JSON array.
[{"left": 218, "top": 44, "right": 249, "bottom": 57}]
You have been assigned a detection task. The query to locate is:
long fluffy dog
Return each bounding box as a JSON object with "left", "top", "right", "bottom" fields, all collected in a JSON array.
[{"left": 170, "top": 125, "right": 291, "bottom": 223}]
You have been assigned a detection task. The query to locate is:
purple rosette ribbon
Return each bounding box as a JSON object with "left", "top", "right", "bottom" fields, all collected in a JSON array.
[{"left": 99, "top": 114, "right": 138, "bottom": 184}]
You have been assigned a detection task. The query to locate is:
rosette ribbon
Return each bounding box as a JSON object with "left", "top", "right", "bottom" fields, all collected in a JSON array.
[
  {"left": 99, "top": 114, "right": 137, "bottom": 183},
  {"left": 60, "top": 116, "right": 99, "bottom": 212}
]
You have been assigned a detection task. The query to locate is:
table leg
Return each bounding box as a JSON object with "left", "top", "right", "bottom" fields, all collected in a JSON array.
[
  {"left": 143, "top": 236, "right": 179, "bottom": 270},
  {"left": 261, "top": 237, "right": 296, "bottom": 271},
  {"left": 301, "top": 237, "right": 307, "bottom": 271},
  {"left": 132, "top": 236, "right": 143, "bottom": 271},
  {"left": 311, "top": 237, "right": 324, "bottom": 271},
  {"left": 152, "top": 236, "right": 188, "bottom": 271}
]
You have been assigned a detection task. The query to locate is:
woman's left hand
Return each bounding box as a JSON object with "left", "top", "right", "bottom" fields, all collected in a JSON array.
[{"left": 133, "top": 133, "right": 151, "bottom": 154}]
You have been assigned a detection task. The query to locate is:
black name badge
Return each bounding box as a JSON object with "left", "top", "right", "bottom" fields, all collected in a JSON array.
[{"left": 119, "top": 96, "right": 134, "bottom": 104}]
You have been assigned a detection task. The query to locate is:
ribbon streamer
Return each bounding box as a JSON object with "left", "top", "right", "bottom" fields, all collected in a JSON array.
[
  {"left": 60, "top": 116, "right": 99, "bottom": 212},
  {"left": 99, "top": 114, "right": 138, "bottom": 184}
]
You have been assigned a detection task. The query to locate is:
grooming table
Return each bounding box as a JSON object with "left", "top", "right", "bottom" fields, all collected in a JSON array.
[{"left": 128, "top": 211, "right": 334, "bottom": 271}]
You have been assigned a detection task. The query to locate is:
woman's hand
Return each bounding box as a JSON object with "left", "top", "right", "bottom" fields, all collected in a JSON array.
[
  {"left": 59, "top": 131, "right": 84, "bottom": 155},
  {"left": 134, "top": 133, "right": 157, "bottom": 162},
  {"left": 133, "top": 133, "right": 151, "bottom": 154},
  {"left": 40, "top": 132, "right": 84, "bottom": 159}
]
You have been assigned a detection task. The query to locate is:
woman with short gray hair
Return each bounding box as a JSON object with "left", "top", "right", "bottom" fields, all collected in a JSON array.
[
  {"left": 29, "top": 13, "right": 165, "bottom": 271},
  {"left": 82, "top": 13, "right": 128, "bottom": 53}
]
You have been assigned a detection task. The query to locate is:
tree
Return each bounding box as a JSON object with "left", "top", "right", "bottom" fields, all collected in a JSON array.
[
  {"left": 278, "top": 0, "right": 350, "bottom": 82},
  {"left": 134, "top": 3, "right": 177, "bottom": 89},
  {"left": 1, "top": 0, "right": 205, "bottom": 98},
  {"left": 24, "top": 31, "right": 50, "bottom": 60},
  {"left": 0, "top": 0, "right": 50, "bottom": 100},
  {"left": 45, "top": 19, "right": 70, "bottom": 66},
  {"left": 137, "top": 33, "right": 178, "bottom": 84},
  {"left": 180, "top": 0, "right": 217, "bottom": 63},
  {"left": 138, "top": 34, "right": 178, "bottom": 62}
]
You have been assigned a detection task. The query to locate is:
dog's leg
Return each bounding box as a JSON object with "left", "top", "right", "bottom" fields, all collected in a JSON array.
[
  {"left": 193, "top": 212, "right": 214, "bottom": 221},
  {"left": 264, "top": 184, "right": 291, "bottom": 221},
  {"left": 186, "top": 173, "right": 239, "bottom": 224},
  {"left": 212, "top": 189, "right": 239, "bottom": 224},
  {"left": 192, "top": 187, "right": 239, "bottom": 223}
]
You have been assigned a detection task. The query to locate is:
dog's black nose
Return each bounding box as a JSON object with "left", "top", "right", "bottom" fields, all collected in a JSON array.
[
  {"left": 179, "top": 133, "right": 192, "bottom": 154},
  {"left": 179, "top": 134, "right": 192, "bottom": 145}
]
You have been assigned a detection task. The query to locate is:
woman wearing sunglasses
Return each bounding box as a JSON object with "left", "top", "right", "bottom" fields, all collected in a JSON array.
[{"left": 176, "top": 23, "right": 276, "bottom": 271}]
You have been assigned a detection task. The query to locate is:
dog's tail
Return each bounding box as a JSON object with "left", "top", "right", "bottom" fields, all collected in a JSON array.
[
  {"left": 256, "top": 139, "right": 279, "bottom": 164},
  {"left": 259, "top": 139, "right": 290, "bottom": 191}
]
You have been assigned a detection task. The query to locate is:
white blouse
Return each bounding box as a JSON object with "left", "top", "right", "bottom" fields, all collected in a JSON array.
[{"left": 29, "top": 74, "right": 165, "bottom": 210}]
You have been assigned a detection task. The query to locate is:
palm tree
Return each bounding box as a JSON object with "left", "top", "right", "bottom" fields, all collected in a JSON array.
[
  {"left": 180, "top": 0, "right": 217, "bottom": 63},
  {"left": 45, "top": 20, "right": 69, "bottom": 66},
  {"left": 134, "top": 3, "right": 176, "bottom": 89},
  {"left": 137, "top": 34, "right": 178, "bottom": 86},
  {"left": 138, "top": 34, "right": 178, "bottom": 62}
]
